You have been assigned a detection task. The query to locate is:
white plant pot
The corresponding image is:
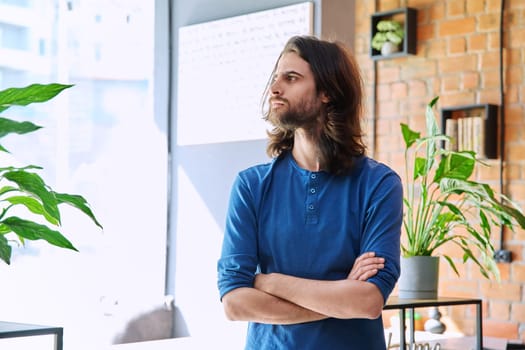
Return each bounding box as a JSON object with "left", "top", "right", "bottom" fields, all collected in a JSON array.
[{"left": 381, "top": 41, "right": 400, "bottom": 56}]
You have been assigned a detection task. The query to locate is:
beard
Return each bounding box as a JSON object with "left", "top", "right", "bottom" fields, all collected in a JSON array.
[{"left": 267, "top": 96, "right": 323, "bottom": 132}]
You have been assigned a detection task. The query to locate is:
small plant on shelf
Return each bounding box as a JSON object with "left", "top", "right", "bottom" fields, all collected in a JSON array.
[{"left": 371, "top": 19, "right": 404, "bottom": 55}]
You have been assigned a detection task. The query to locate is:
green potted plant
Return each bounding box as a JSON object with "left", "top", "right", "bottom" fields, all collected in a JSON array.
[
  {"left": 398, "top": 97, "right": 525, "bottom": 298},
  {"left": 371, "top": 19, "right": 404, "bottom": 56},
  {"left": 0, "top": 83, "right": 102, "bottom": 265}
]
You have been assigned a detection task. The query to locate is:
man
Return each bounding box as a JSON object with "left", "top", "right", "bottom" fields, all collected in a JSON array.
[{"left": 217, "top": 35, "right": 403, "bottom": 349}]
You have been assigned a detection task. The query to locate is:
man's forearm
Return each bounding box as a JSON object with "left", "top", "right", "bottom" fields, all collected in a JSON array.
[
  {"left": 255, "top": 273, "right": 384, "bottom": 319},
  {"left": 222, "top": 287, "right": 328, "bottom": 324}
]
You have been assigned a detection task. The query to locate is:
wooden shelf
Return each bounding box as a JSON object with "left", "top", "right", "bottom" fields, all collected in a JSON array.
[
  {"left": 440, "top": 103, "right": 499, "bottom": 159},
  {"left": 370, "top": 7, "right": 417, "bottom": 60}
]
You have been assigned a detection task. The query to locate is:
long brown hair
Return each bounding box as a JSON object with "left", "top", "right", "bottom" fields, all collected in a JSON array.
[{"left": 262, "top": 35, "right": 366, "bottom": 175}]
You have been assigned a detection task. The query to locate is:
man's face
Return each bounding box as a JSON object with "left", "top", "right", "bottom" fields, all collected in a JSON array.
[{"left": 267, "top": 52, "right": 325, "bottom": 131}]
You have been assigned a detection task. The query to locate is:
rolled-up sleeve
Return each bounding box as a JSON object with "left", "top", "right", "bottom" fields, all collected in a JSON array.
[
  {"left": 217, "top": 174, "right": 259, "bottom": 300},
  {"left": 362, "top": 172, "right": 403, "bottom": 302}
]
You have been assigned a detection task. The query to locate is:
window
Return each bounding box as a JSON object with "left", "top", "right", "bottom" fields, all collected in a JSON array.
[{"left": 0, "top": 1, "right": 167, "bottom": 348}]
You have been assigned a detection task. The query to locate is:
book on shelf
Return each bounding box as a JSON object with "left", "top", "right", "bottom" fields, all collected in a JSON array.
[
  {"left": 444, "top": 115, "right": 486, "bottom": 158},
  {"left": 472, "top": 115, "right": 485, "bottom": 158},
  {"left": 444, "top": 118, "right": 458, "bottom": 151}
]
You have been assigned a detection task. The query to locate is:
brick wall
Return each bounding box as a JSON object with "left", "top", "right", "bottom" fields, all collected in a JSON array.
[{"left": 354, "top": 0, "right": 525, "bottom": 341}]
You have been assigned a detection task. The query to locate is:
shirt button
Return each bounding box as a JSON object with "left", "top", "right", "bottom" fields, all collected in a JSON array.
[
  {"left": 310, "top": 188, "right": 316, "bottom": 194},
  {"left": 308, "top": 204, "right": 314, "bottom": 210},
  {"left": 311, "top": 174, "right": 316, "bottom": 179}
]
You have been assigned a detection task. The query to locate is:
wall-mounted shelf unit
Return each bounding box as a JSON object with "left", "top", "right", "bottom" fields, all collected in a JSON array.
[
  {"left": 370, "top": 7, "right": 417, "bottom": 60},
  {"left": 440, "top": 103, "right": 499, "bottom": 159}
]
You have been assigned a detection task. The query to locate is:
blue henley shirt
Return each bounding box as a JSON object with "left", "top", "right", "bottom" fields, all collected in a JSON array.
[{"left": 218, "top": 151, "right": 403, "bottom": 349}]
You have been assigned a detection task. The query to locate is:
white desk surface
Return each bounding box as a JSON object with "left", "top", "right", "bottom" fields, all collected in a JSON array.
[{"left": 110, "top": 336, "right": 243, "bottom": 350}]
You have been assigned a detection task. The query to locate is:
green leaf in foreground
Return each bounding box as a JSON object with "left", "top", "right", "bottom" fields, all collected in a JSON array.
[
  {"left": 0, "top": 83, "right": 73, "bottom": 113},
  {"left": 1, "top": 216, "right": 77, "bottom": 251}
]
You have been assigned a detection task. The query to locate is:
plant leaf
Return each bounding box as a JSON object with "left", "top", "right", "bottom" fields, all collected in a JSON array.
[
  {"left": 0, "top": 233, "right": 11, "bottom": 264},
  {"left": 3, "top": 171, "right": 60, "bottom": 224},
  {"left": 0, "top": 117, "right": 42, "bottom": 138},
  {"left": 414, "top": 157, "right": 427, "bottom": 179},
  {"left": 434, "top": 151, "right": 475, "bottom": 182},
  {"left": 1, "top": 216, "right": 77, "bottom": 251},
  {"left": 401, "top": 123, "right": 420, "bottom": 148},
  {"left": 0, "top": 83, "right": 73, "bottom": 113},
  {"left": 4, "top": 195, "right": 59, "bottom": 225},
  {"left": 443, "top": 255, "right": 459, "bottom": 276},
  {"left": 53, "top": 192, "right": 103, "bottom": 229}
]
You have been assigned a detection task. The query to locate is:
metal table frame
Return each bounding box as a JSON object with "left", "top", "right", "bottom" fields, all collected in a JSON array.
[
  {"left": 384, "top": 296, "right": 483, "bottom": 350},
  {"left": 0, "top": 321, "right": 63, "bottom": 350}
]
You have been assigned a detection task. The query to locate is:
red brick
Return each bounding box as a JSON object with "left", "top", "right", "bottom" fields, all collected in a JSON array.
[
  {"left": 440, "top": 279, "right": 479, "bottom": 298},
  {"left": 480, "top": 282, "right": 521, "bottom": 301},
  {"left": 478, "top": 88, "right": 501, "bottom": 104},
  {"left": 466, "top": 0, "right": 485, "bottom": 13},
  {"left": 377, "top": 0, "right": 401, "bottom": 12},
  {"left": 391, "top": 82, "right": 408, "bottom": 99},
  {"left": 480, "top": 51, "right": 500, "bottom": 69},
  {"left": 481, "top": 70, "right": 501, "bottom": 88},
  {"left": 490, "top": 300, "right": 511, "bottom": 320},
  {"left": 469, "top": 33, "right": 488, "bottom": 51},
  {"left": 488, "top": 32, "right": 500, "bottom": 50},
  {"left": 508, "top": 48, "right": 522, "bottom": 66},
  {"left": 449, "top": 37, "right": 467, "bottom": 54},
  {"left": 427, "top": 39, "right": 447, "bottom": 57},
  {"left": 479, "top": 13, "right": 500, "bottom": 31},
  {"left": 505, "top": 86, "right": 520, "bottom": 104},
  {"left": 508, "top": 182, "right": 525, "bottom": 202},
  {"left": 508, "top": 66, "right": 524, "bottom": 85},
  {"left": 483, "top": 320, "right": 519, "bottom": 339},
  {"left": 417, "top": 23, "right": 434, "bottom": 42},
  {"left": 487, "top": 0, "right": 503, "bottom": 12},
  {"left": 441, "top": 75, "right": 460, "bottom": 92},
  {"left": 438, "top": 92, "right": 476, "bottom": 106},
  {"left": 447, "top": 0, "right": 466, "bottom": 17},
  {"left": 428, "top": 2, "right": 446, "bottom": 22},
  {"left": 505, "top": 105, "right": 525, "bottom": 124},
  {"left": 476, "top": 162, "right": 503, "bottom": 181},
  {"left": 439, "top": 17, "right": 476, "bottom": 36},
  {"left": 439, "top": 55, "right": 477, "bottom": 73},
  {"left": 377, "top": 100, "right": 400, "bottom": 118},
  {"left": 462, "top": 71, "right": 480, "bottom": 89},
  {"left": 408, "top": 80, "right": 428, "bottom": 97},
  {"left": 376, "top": 84, "right": 392, "bottom": 101},
  {"left": 509, "top": 28, "right": 525, "bottom": 48},
  {"left": 377, "top": 66, "right": 401, "bottom": 83},
  {"left": 511, "top": 264, "right": 525, "bottom": 281},
  {"left": 514, "top": 303, "right": 525, "bottom": 323},
  {"left": 401, "top": 59, "right": 438, "bottom": 79}
]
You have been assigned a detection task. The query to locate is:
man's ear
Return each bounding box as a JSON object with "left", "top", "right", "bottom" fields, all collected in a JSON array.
[{"left": 320, "top": 92, "right": 330, "bottom": 104}]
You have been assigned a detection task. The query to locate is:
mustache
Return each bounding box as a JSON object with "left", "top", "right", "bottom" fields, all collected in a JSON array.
[{"left": 269, "top": 97, "right": 288, "bottom": 104}]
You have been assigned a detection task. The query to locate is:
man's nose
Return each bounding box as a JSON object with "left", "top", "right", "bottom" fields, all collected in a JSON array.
[{"left": 270, "top": 78, "right": 282, "bottom": 96}]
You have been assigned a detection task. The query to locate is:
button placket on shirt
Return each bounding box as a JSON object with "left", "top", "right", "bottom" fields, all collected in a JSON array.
[{"left": 306, "top": 173, "right": 319, "bottom": 224}]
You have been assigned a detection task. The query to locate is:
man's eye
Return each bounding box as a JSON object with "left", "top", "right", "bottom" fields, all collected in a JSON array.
[{"left": 286, "top": 75, "right": 297, "bottom": 81}]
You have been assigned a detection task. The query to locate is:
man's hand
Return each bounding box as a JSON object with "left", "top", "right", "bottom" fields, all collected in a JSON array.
[{"left": 347, "top": 252, "right": 384, "bottom": 281}]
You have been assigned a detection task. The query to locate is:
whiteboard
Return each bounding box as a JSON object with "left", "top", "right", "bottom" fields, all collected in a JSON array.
[{"left": 177, "top": 2, "right": 314, "bottom": 145}]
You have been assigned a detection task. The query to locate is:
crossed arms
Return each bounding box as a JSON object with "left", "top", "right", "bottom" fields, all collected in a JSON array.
[{"left": 221, "top": 252, "right": 385, "bottom": 325}]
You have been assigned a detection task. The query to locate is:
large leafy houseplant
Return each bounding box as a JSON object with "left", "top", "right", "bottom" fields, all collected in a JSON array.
[
  {"left": 0, "top": 83, "right": 102, "bottom": 265},
  {"left": 401, "top": 97, "right": 525, "bottom": 280}
]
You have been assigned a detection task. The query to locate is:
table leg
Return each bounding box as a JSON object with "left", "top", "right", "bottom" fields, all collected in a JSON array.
[
  {"left": 408, "top": 308, "right": 415, "bottom": 346},
  {"left": 55, "top": 328, "right": 63, "bottom": 350},
  {"left": 399, "top": 308, "right": 406, "bottom": 349},
  {"left": 476, "top": 301, "right": 482, "bottom": 350}
]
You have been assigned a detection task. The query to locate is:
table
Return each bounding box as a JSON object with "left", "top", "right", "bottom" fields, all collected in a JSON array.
[
  {"left": 384, "top": 296, "right": 482, "bottom": 350},
  {"left": 0, "top": 321, "right": 63, "bottom": 350}
]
